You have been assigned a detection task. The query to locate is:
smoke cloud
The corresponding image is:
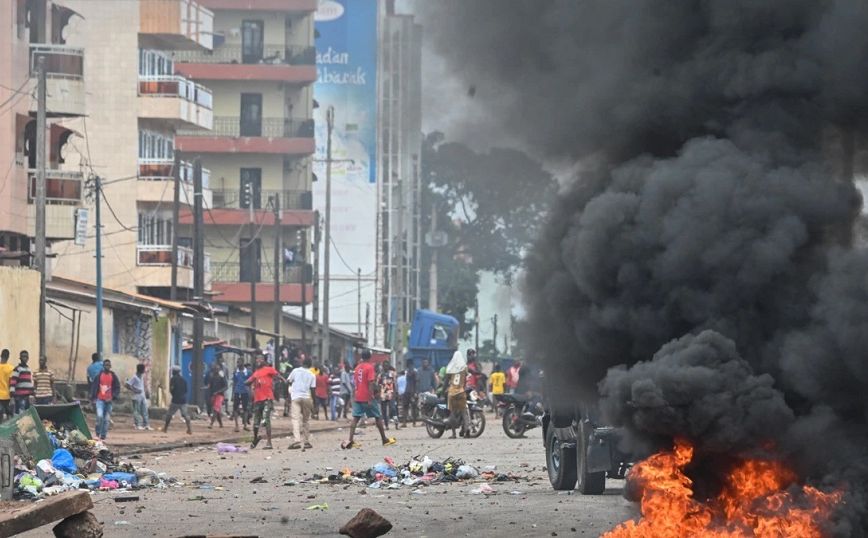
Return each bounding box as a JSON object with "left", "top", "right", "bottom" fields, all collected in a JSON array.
[{"left": 420, "top": 0, "right": 868, "bottom": 533}]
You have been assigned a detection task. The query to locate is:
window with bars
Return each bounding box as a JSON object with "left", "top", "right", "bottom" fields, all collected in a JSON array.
[
  {"left": 137, "top": 212, "right": 174, "bottom": 246},
  {"left": 139, "top": 49, "right": 174, "bottom": 77},
  {"left": 138, "top": 129, "right": 174, "bottom": 160}
]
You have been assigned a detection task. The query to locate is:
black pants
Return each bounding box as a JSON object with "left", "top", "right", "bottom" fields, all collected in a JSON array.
[
  {"left": 400, "top": 393, "right": 418, "bottom": 424},
  {"left": 0, "top": 399, "right": 12, "bottom": 422},
  {"left": 233, "top": 393, "right": 251, "bottom": 425}
]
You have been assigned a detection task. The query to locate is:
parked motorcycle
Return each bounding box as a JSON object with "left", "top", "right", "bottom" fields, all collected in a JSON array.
[
  {"left": 500, "top": 393, "right": 543, "bottom": 438},
  {"left": 419, "top": 391, "right": 486, "bottom": 439}
]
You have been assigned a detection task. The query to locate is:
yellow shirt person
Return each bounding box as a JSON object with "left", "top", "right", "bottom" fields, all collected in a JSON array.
[
  {"left": 489, "top": 370, "right": 506, "bottom": 395},
  {"left": 0, "top": 358, "right": 14, "bottom": 400}
]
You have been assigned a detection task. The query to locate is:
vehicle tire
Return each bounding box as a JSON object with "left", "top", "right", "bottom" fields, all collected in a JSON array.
[
  {"left": 546, "top": 426, "right": 577, "bottom": 490},
  {"left": 576, "top": 420, "right": 606, "bottom": 495},
  {"left": 502, "top": 407, "right": 526, "bottom": 438},
  {"left": 467, "top": 409, "right": 486, "bottom": 438},
  {"left": 426, "top": 421, "right": 445, "bottom": 438}
]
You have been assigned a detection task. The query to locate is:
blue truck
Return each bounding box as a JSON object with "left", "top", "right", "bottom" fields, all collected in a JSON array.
[{"left": 405, "top": 309, "right": 459, "bottom": 369}]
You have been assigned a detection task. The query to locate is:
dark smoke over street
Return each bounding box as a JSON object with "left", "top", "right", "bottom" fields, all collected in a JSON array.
[{"left": 420, "top": 1, "right": 868, "bottom": 534}]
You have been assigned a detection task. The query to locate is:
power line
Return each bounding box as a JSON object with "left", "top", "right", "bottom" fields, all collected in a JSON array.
[{"left": 0, "top": 79, "right": 33, "bottom": 111}]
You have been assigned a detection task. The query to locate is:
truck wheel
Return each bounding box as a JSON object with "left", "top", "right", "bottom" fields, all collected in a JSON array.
[
  {"left": 502, "top": 407, "right": 526, "bottom": 438},
  {"left": 546, "top": 426, "right": 577, "bottom": 490},
  {"left": 577, "top": 421, "right": 606, "bottom": 495},
  {"left": 467, "top": 409, "right": 486, "bottom": 438}
]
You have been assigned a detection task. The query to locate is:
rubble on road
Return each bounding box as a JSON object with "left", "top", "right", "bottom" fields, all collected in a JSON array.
[
  {"left": 340, "top": 508, "right": 393, "bottom": 538},
  {"left": 10, "top": 417, "right": 178, "bottom": 501},
  {"left": 298, "top": 455, "right": 528, "bottom": 492}
]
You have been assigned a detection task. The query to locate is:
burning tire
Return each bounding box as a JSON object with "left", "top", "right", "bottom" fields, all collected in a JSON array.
[
  {"left": 577, "top": 420, "right": 606, "bottom": 495},
  {"left": 546, "top": 426, "right": 577, "bottom": 490}
]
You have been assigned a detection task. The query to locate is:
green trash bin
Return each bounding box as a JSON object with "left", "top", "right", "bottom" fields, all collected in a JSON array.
[
  {"left": 33, "top": 402, "right": 92, "bottom": 440},
  {"left": 0, "top": 407, "right": 54, "bottom": 463}
]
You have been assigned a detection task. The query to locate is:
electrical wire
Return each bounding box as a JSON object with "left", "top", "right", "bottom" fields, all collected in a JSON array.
[{"left": 0, "top": 79, "right": 33, "bottom": 111}]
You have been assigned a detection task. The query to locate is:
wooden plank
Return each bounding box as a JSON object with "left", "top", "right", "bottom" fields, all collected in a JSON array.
[{"left": 0, "top": 491, "right": 93, "bottom": 538}]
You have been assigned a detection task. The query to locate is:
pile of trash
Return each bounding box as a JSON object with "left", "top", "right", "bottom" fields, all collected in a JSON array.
[
  {"left": 12, "top": 419, "right": 175, "bottom": 500},
  {"left": 301, "top": 456, "right": 526, "bottom": 491}
]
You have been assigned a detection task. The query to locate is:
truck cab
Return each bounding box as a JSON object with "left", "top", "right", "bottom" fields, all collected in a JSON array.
[{"left": 405, "top": 309, "right": 460, "bottom": 369}]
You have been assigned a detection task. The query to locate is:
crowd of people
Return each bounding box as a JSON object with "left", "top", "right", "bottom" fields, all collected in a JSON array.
[{"left": 1, "top": 341, "right": 533, "bottom": 451}]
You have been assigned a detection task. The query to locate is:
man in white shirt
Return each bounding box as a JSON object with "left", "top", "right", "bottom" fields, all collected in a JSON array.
[{"left": 287, "top": 357, "right": 316, "bottom": 450}]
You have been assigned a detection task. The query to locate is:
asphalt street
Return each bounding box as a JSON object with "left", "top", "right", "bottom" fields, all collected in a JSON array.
[{"left": 20, "top": 418, "right": 635, "bottom": 537}]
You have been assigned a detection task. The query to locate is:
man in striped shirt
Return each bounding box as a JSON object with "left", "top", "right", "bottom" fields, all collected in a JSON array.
[
  {"left": 10, "top": 350, "right": 34, "bottom": 414},
  {"left": 33, "top": 357, "right": 54, "bottom": 405}
]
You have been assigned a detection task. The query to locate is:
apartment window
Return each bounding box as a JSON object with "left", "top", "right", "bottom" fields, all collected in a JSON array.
[
  {"left": 112, "top": 311, "right": 152, "bottom": 359},
  {"left": 240, "top": 237, "right": 262, "bottom": 282},
  {"left": 138, "top": 130, "right": 174, "bottom": 160},
  {"left": 240, "top": 93, "right": 262, "bottom": 137},
  {"left": 139, "top": 49, "right": 174, "bottom": 77},
  {"left": 137, "top": 212, "right": 173, "bottom": 246}
]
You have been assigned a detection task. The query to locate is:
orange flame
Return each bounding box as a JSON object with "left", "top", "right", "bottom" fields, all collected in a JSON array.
[{"left": 604, "top": 439, "right": 843, "bottom": 538}]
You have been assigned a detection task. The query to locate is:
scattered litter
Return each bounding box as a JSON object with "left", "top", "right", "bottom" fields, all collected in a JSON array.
[
  {"left": 216, "top": 442, "right": 248, "bottom": 455},
  {"left": 510, "top": 490, "right": 525, "bottom": 495},
  {"left": 456, "top": 465, "right": 479, "bottom": 479},
  {"left": 114, "top": 495, "right": 140, "bottom": 503},
  {"left": 306, "top": 502, "right": 329, "bottom": 511},
  {"left": 250, "top": 476, "right": 268, "bottom": 484},
  {"left": 340, "top": 508, "right": 392, "bottom": 538},
  {"left": 470, "top": 484, "right": 495, "bottom": 495},
  {"left": 114, "top": 521, "right": 130, "bottom": 526}
]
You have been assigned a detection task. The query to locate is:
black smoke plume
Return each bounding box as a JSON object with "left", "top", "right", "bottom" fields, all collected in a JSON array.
[{"left": 420, "top": 0, "right": 868, "bottom": 533}]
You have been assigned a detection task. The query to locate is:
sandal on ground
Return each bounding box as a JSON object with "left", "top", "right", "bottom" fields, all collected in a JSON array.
[
  {"left": 304, "top": 442, "right": 313, "bottom": 449},
  {"left": 382, "top": 437, "right": 397, "bottom": 446},
  {"left": 341, "top": 441, "right": 361, "bottom": 450},
  {"left": 288, "top": 442, "right": 302, "bottom": 449}
]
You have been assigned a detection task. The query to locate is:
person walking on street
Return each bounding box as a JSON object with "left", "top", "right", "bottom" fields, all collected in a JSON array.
[
  {"left": 416, "top": 358, "right": 437, "bottom": 396},
  {"left": 314, "top": 367, "right": 329, "bottom": 420},
  {"left": 10, "top": 351, "right": 34, "bottom": 414},
  {"left": 287, "top": 357, "right": 316, "bottom": 450},
  {"left": 207, "top": 364, "right": 228, "bottom": 429},
  {"left": 328, "top": 368, "right": 342, "bottom": 420},
  {"left": 445, "top": 351, "right": 471, "bottom": 438},
  {"left": 340, "top": 362, "right": 353, "bottom": 419},
  {"left": 232, "top": 363, "right": 251, "bottom": 432},
  {"left": 90, "top": 359, "right": 120, "bottom": 441},
  {"left": 379, "top": 363, "right": 398, "bottom": 429},
  {"left": 489, "top": 363, "right": 506, "bottom": 417},
  {"left": 506, "top": 360, "right": 521, "bottom": 395},
  {"left": 341, "top": 350, "right": 396, "bottom": 449},
  {"left": 125, "top": 363, "right": 152, "bottom": 430},
  {"left": 86, "top": 353, "right": 102, "bottom": 386},
  {"left": 163, "top": 366, "right": 192, "bottom": 434},
  {"left": 0, "top": 349, "right": 13, "bottom": 421},
  {"left": 246, "top": 355, "right": 285, "bottom": 450},
  {"left": 400, "top": 358, "right": 418, "bottom": 427}
]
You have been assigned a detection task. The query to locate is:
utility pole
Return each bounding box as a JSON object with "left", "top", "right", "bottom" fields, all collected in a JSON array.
[
  {"left": 428, "top": 204, "right": 438, "bottom": 311},
  {"left": 248, "top": 182, "right": 256, "bottom": 334},
  {"left": 191, "top": 159, "right": 205, "bottom": 407},
  {"left": 413, "top": 154, "right": 422, "bottom": 314},
  {"left": 492, "top": 314, "right": 498, "bottom": 359},
  {"left": 169, "top": 154, "right": 181, "bottom": 301},
  {"left": 357, "top": 268, "right": 362, "bottom": 336},
  {"left": 34, "top": 57, "right": 47, "bottom": 359},
  {"left": 300, "top": 229, "right": 307, "bottom": 354},
  {"left": 272, "top": 195, "right": 281, "bottom": 338},
  {"left": 322, "top": 106, "right": 334, "bottom": 363},
  {"left": 474, "top": 296, "right": 480, "bottom": 353},
  {"left": 93, "top": 175, "right": 104, "bottom": 360},
  {"left": 312, "top": 211, "right": 321, "bottom": 358},
  {"left": 365, "top": 303, "right": 370, "bottom": 343}
]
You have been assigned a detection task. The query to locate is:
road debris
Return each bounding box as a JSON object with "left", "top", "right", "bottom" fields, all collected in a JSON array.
[{"left": 339, "top": 508, "right": 393, "bottom": 538}]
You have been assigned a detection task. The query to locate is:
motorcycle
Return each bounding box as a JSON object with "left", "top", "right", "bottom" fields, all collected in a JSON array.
[
  {"left": 500, "top": 393, "right": 543, "bottom": 438},
  {"left": 419, "top": 391, "right": 486, "bottom": 439}
]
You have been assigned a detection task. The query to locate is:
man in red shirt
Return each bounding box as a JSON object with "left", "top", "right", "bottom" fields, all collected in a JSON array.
[
  {"left": 314, "top": 368, "right": 330, "bottom": 420},
  {"left": 506, "top": 360, "right": 522, "bottom": 394},
  {"left": 245, "top": 355, "right": 285, "bottom": 450},
  {"left": 341, "top": 350, "right": 396, "bottom": 449},
  {"left": 89, "top": 359, "right": 120, "bottom": 441}
]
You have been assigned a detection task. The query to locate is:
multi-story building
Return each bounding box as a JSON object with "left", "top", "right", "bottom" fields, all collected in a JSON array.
[
  {"left": 46, "top": 0, "right": 215, "bottom": 302},
  {"left": 172, "top": 0, "right": 317, "bottom": 338},
  {"left": 0, "top": 0, "right": 86, "bottom": 261},
  {"left": 375, "top": 6, "right": 423, "bottom": 349}
]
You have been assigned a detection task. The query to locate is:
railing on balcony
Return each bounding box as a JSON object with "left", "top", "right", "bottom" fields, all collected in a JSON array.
[
  {"left": 138, "top": 245, "right": 194, "bottom": 267},
  {"left": 178, "top": 116, "right": 313, "bottom": 138},
  {"left": 173, "top": 44, "right": 315, "bottom": 66},
  {"left": 30, "top": 44, "right": 84, "bottom": 79},
  {"left": 210, "top": 189, "right": 312, "bottom": 211},
  {"left": 138, "top": 159, "right": 211, "bottom": 189},
  {"left": 138, "top": 75, "right": 213, "bottom": 109},
  {"left": 211, "top": 261, "right": 309, "bottom": 284},
  {"left": 27, "top": 169, "right": 83, "bottom": 205}
]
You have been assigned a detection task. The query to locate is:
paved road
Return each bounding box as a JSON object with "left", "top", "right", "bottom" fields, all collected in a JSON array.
[{"left": 22, "top": 418, "right": 635, "bottom": 537}]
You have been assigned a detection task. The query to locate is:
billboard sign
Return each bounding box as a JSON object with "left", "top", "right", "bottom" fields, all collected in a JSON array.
[{"left": 313, "top": 0, "right": 379, "bottom": 343}]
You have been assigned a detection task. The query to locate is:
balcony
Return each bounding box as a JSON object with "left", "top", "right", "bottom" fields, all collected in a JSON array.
[
  {"left": 136, "top": 244, "right": 211, "bottom": 290},
  {"left": 137, "top": 158, "right": 212, "bottom": 208},
  {"left": 173, "top": 44, "right": 317, "bottom": 83},
  {"left": 24, "top": 169, "right": 83, "bottom": 240},
  {"left": 139, "top": 0, "right": 213, "bottom": 50},
  {"left": 210, "top": 261, "right": 313, "bottom": 305},
  {"left": 197, "top": 0, "right": 317, "bottom": 12},
  {"left": 30, "top": 44, "right": 85, "bottom": 117},
  {"left": 138, "top": 75, "right": 213, "bottom": 130},
  {"left": 212, "top": 189, "right": 312, "bottom": 211},
  {"left": 178, "top": 189, "right": 314, "bottom": 227},
  {"left": 176, "top": 116, "right": 315, "bottom": 155}
]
